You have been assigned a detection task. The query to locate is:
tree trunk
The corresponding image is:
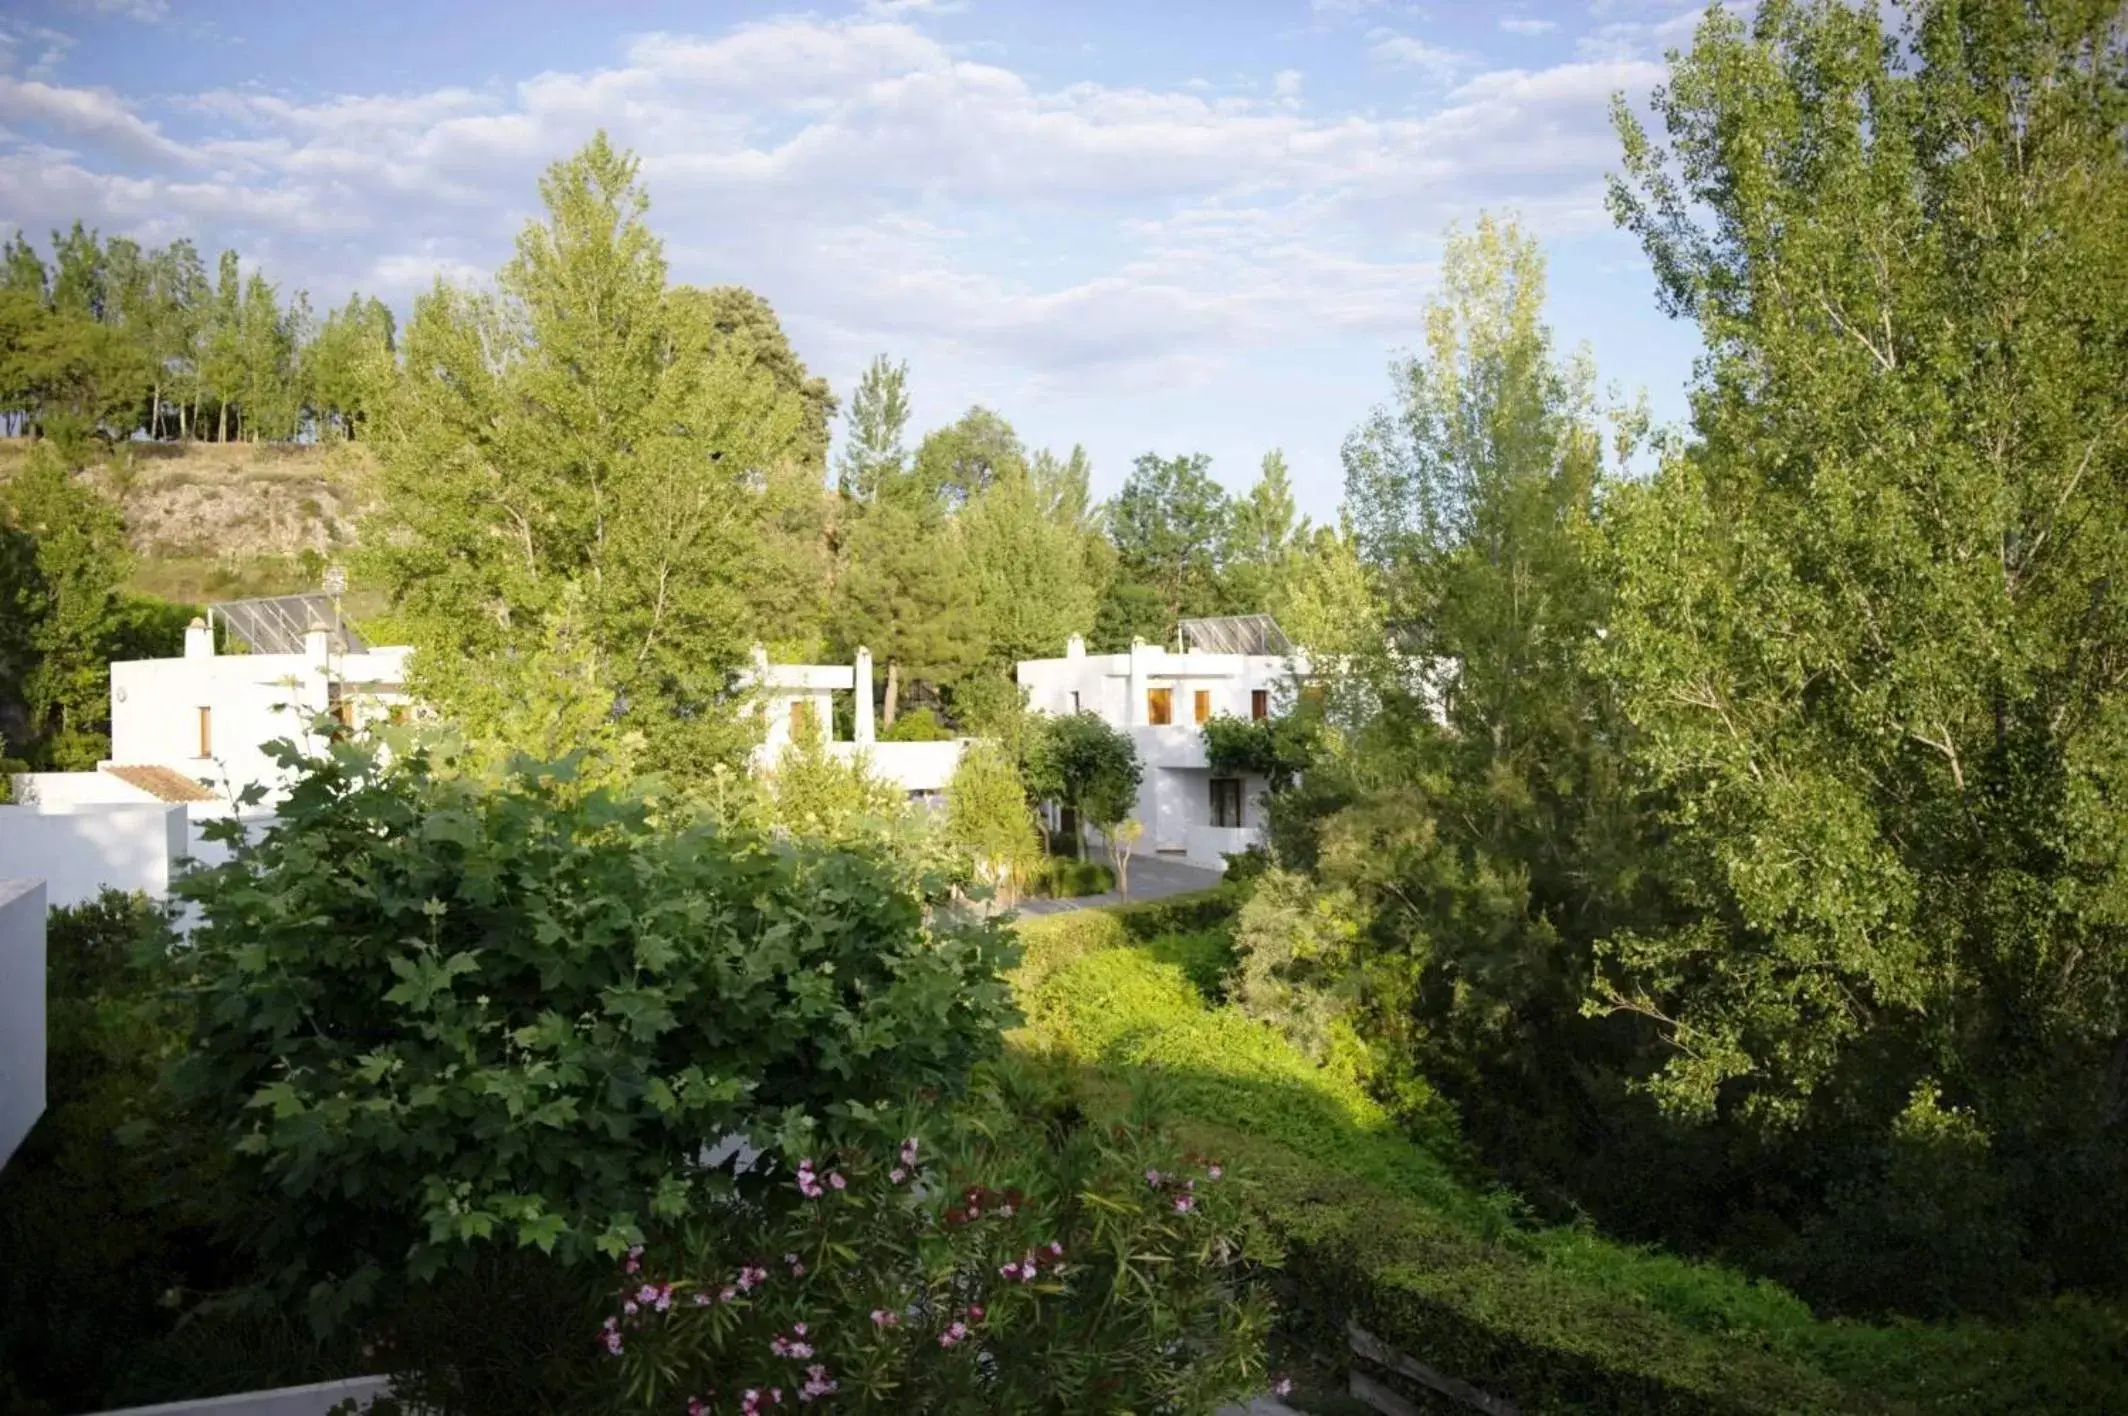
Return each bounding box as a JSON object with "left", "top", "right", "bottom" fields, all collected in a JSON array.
[
  {"left": 883, "top": 660, "right": 900, "bottom": 727},
  {"left": 217, "top": 401, "right": 227, "bottom": 443},
  {"left": 150, "top": 382, "right": 161, "bottom": 441}
]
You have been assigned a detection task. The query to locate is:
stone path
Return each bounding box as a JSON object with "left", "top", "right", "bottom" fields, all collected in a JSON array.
[{"left": 1011, "top": 852, "right": 1225, "bottom": 916}]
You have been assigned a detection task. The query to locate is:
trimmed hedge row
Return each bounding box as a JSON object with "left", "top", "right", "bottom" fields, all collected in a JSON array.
[{"left": 1010, "top": 896, "right": 2128, "bottom": 1415}]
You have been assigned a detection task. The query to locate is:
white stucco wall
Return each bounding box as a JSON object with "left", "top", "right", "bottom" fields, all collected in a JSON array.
[
  {"left": 0, "top": 803, "right": 189, "bottom": 909},
  {"left": 109, "top": 645, "right": 410, "bottom": 807},
  {"left": 90, "top": 1375, "right": 395, "bottom": 1416},
  {"left": 7, "top": 771, "right": 157, "bottom": 808},
  {"left": 833, "top": 739, "right": 967, "bottom": 794},
  {"left": 0, "top": 878, "right": 45, "bottom": 1170}
]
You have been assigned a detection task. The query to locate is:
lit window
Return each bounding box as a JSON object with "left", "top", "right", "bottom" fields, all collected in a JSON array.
[
  {"left": 1251, "top": 689, "right": 1269, "bottom": 721},
  {"left": 1147, "top": 687, "right": 1173, "bottom": 725},
  {"left": 196, "top": 706, "right": 212, "bottom": 758},
  {"left": 1210, "top": 777, "right": 1244, "bottom": 828},
  {"left": 1194, "top": 689, "right": 1211, "bottom": 724}
]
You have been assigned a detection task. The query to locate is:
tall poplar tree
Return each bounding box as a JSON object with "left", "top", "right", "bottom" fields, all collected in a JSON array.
[{"left": 365, "top": 131, "right": 808, "bottom": 781}]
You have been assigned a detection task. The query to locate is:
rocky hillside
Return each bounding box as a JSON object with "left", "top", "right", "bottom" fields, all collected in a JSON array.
[{"left": 0, "top": 438, "right": 380, "bottom": 606}]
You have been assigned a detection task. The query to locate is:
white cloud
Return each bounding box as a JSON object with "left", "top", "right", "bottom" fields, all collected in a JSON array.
[
  {"left": 0, "top": 12, "right": 1673, "bottom": 469},
  {"left": 0, "top": 75, "right": 195, "bottom": 165},
  {"left": 64, "top": 0, "right": 168, "bottom": 21},
  {"left": 1499, "top": 17, "right": 1559, "bottom": 35},
  {"left": 1368, "top": 33, "right": 1471, "bottom": 82}
]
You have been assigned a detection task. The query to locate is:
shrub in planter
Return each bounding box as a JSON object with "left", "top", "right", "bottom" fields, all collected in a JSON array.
[
  {"left": 164, "top": 737, "right": 1022, "bottom": 1334},
  {"left": 1023, "top": 856, "right": 1115, "bottom": 899},
  {"left": 595, "top": 1069, "right": 1279, "bottom": 1414}
]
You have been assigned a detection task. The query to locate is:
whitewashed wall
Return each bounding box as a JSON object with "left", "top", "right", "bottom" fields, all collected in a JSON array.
[
  {"left": 91, "top": 1375, "right": 394, "bottom": 1416},
  {"left": 0, "top": 878, "right": 45, "bottom": 1170},
  {"left": 833, "top": 739, "right": 967, "bottom": 794},
  {"left": 8, "top": 771, "right": 156, "bottom": 808},
  {"left": 0, "top": 804, "right": 189, "bottom": 909}
]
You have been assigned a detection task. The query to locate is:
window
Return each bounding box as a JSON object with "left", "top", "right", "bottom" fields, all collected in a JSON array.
[
  {"left": 1147, "top": 686, "right": 1173, "bottom": 725},
  {"left": 1251, "top": 688, "right": 1269, "bottom": 721},
  {"left": 1210, "top": 777, "right": 1244, "bottom": 828},
  {"left": 1194, "top": 689, "right": 1211, "bottom": 725},
  {"left": 790, "top": 699, "right": 816, "bottom": 738},
  {"left": 1070, "top": 690, "right": 1081, "bottom": 713},
  {"left": 196, "top": 706, "right": 212, "bottom": 758}
]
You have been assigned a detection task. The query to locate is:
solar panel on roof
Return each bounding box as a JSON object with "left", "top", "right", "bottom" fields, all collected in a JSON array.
[
  {"left": 1177, "top": 614, "right": 1293, "bottom": 656},
  {"left": 207, "top": 594, "right": 367, "bottom": 655}
]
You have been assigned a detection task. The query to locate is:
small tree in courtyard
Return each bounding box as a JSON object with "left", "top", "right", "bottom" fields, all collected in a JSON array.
[{"left": 1028, "top": 712, "right": 1140, "bottom": 859}]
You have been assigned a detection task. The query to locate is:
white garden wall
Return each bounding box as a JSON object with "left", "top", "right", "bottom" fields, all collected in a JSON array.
[
  {"left": 0, "top": 878, "right": 45, "bottom": 1170},
  {"left": 0, "top": 803, "right": 189, "bottom": 908}
]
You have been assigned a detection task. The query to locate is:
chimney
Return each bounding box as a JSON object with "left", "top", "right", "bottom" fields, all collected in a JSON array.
[
  {"left": 185, "top": 616, "right": 214, "bottom": 660},
  {"left": 853, "top": 646, "right": 876, "bottom": 745},
  {"left": 1066, "top": 633, "right": 1085, "bottom": 660},
  {"left": 305, "top": 620, "right": 331, "bottom": 666}
]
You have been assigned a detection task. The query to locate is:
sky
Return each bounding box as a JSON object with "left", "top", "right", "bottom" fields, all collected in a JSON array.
[{"left": 0, "top": 0, "right": 1719, "bottom": 521}]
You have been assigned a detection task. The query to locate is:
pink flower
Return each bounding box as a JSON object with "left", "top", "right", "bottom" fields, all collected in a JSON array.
[
  {"left": 793, "top": 1322, "right": 807, "bottom": 1336},
  {"left": 1273, "top": 1376, "right": 1294, "bottom": 1397},
  {"left": 692, "top": 1291, "right": 713, "bottom": 1307},
  {"left": 1174, "top": 1194, "right": 1196, "bottom": 1213},
  {"left": 1047, "top": 1241, "right": 1063, "bottom": 1258},
  {"left": 689, "top": 1400, "right": 706, "bottom": 1416},
  {"left": 889, "top": 1167, "right": 906, "bottom": 1183},
  {"left": 637, "top": 1284, "right": 659, "bottom": 1305},
  {"left": 1000, "top": 1262, "right": 1022, "bottom": 1280},
  {"left": 828, "top": 1171, "right": 846, "bottom": 1191},
  {"left": 1207, "top": 1164, "right": 1223, "bottom": 1181},
  {"left": 623, "top": 1300, "right": 639, "bottom": 1316},
  {"left": 1146, "top": 1168, "right": 1162, "bottom": 1187},
  {"left": 966, "top": 1304, "right": 985, "bottom": 1322},
  {"left": 720, "top": 1285, "right": 738, "bottom": 1303},
  {"left": 871, "top": 1308, "right": 899, "bottom": 1327},
  {"left": 900, "top": 1137, "right": 920, "bottom": 1167}
]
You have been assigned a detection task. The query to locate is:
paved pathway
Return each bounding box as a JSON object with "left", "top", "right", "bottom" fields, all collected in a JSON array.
[{"left": 1012, "top": 853, "right": 1226, "bottom": 917}]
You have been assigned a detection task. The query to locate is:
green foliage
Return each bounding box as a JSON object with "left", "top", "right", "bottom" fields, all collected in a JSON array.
[
  {"left": 1201, "top": 710, "right": 1316, "bottom": 792},
  {"left": 943, "top": 740, "right": 1042, "bottom": 899},
  {"left": 1586, "top": 0, "right": 2128, "bottom": 1309},
  {"left": 878, "top": 705, "right": 949, "bottom": 742},
  {"left": 164, "top": 734, "right": 1021, "bottom": 1332},
  {"left": 0, "top": 445, "right": 194, "bottom": 765},
  {"left": 1096, "top": 451, "right": 1232, "bottom": 647},
  {"left": 365, "top": 132, "right": 812, "bottom": 785},
  {"left": 1022, "top": 856, "right": 1114, "bottom": 900},
  {"left": 837, "top": 354, "right": 912, "bottom": 501},
  {"left": 1028, "top": 710, "right": 1142, "bottom": 844},
  {"left": 1012, "top": 900, "right": 2128, "bottom": 1414},
  {"left": 596, "top": 1068, "right": 1275, "bottom": 1414},
  {"left": 1228, "top": 867, "right": 1366, "bottom": 1063},
  {"left": 0, "top": 891, "right": 257, "bottom": 1415}
]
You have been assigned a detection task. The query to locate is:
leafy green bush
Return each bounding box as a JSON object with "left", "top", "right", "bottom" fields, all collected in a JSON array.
[
  {"left": 1022, "top": 856, "right": 1114, "bottom": 899},
  {"left": 1201, "top": 712, "right": 1316, "bottom": 791},
  {"left": 879, "top": 706, "right": 950, "bottom": 742},
  {"left": 0, "top": 892, "right": 346, "bottom": 1414},
  {"left": 166, "top": 737, "right": 1022, "bottom": 1332},
  {"left": 594, "top": 1066, "right": 1277, "bottom": 1413}
]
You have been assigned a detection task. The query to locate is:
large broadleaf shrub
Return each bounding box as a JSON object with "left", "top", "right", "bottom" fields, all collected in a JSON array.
[{"left": 166, "top": 737, "right": 1022, "bottom": 1331}]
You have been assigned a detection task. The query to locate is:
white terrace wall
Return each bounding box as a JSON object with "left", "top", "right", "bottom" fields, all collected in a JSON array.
[
  {"left": 0, "top": 803, "right": 188, "bottom": 909},
  {"left": 0, "top": 803, "right": 275, "bottom": 919},
  {"left": 91, "top": 1375, "right": 394, "bottom": 1416},
  {"left": 0, "top": 878, "right": 45, "bottom": 1170}
]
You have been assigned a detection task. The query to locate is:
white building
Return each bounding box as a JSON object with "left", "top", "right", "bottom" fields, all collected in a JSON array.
[
  {"left": 1015, "top": 617, "right": 1307, "bottom": 871},
  {"left": 12, "top": 613, "right": 412, "bottom": 813},
  {"left": 0, "top": 878, "right": 43, "bottom": 1170},
  {"left": 741, "top": 644, "right": 967, "bottom": 799}
]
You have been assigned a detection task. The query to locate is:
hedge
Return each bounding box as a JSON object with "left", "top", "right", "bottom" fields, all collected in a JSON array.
[{"left": 1011, "top": 896, "right": 2128, "bottom": 1415}]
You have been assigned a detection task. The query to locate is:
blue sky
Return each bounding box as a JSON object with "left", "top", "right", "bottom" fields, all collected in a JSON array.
[{"left": 0, "top": 0, "right": 1718, "bottom": 520}]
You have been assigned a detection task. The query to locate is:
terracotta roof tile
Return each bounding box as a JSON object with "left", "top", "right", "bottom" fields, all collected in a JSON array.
[{"left": 101, "top": 764, "right": 217, "bottom": 803}]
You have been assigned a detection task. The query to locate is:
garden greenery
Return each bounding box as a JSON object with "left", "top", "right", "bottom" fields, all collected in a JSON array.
[{"left": 165, "top": 735, "right": 1021, "bottom": 1332}]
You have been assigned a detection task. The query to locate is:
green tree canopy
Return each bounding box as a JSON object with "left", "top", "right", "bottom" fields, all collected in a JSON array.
[{"left": 364, "top": 131, "right": 810, "bottom": 783}]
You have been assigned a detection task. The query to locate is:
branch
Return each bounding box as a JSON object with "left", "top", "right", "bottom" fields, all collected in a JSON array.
[{"left": 1814, "top": 290, "right": 1897, "bottom": 372}]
